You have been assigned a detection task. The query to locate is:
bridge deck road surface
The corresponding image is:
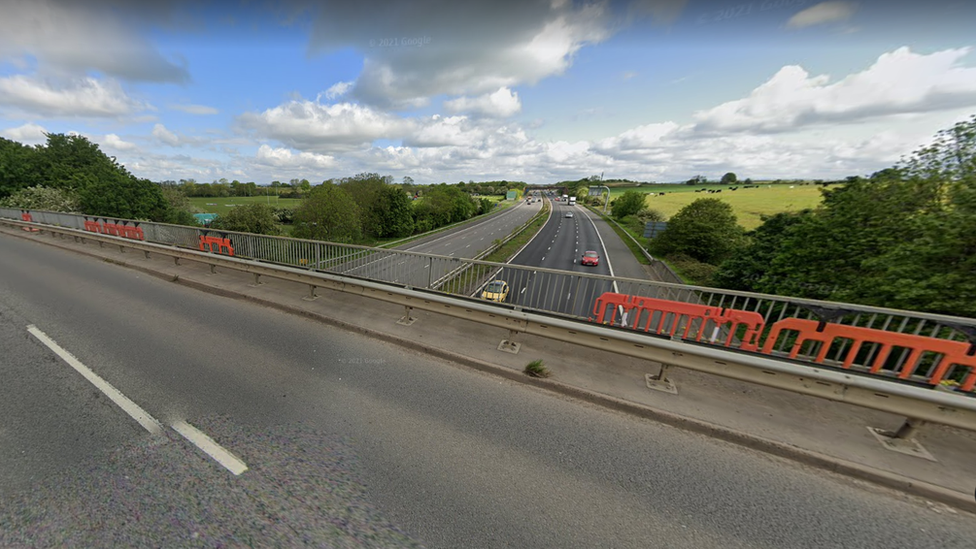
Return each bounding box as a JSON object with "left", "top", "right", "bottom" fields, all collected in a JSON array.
[{"left": 1, "top": 232, "right": 976, "bottom": 547}]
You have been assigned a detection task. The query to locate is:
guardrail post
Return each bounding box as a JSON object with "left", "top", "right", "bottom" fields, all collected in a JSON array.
[
  {"left": 867, "top": 418, "right": 934, "bottom": 461},
  {"left": 498, "top": 329, "right": 521, "bottom": 354},
  {"left": 397, "top": 305, "right": 416, "bottom": 326},
  {"left": 174, "top": 256, "right": 180, "bottom": 266},
  {"left": 143, "top": 250, "right": 150, "bottom": 259},
  {"left": 645, "top": 363, "right": 678, "bottom": 394},
  {"left": 119, "top": 245, "right": 126, "bottom": 253},
  {"left": 209, "top": 264, "right": 216, "bottom": 274},
  {"left": 303, "top": 284, "right": 318, "bottom": 301},
  {"left": 250, "top": 273, "right": 263, "bottom": 287}
]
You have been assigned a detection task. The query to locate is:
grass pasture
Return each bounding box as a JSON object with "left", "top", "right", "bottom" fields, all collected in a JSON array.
[
  {"left": 188, "top": 195, "right": 302, "bottom": 216},
  {"left": 609, "top": 183, "right": 827, "bottom": 230}
]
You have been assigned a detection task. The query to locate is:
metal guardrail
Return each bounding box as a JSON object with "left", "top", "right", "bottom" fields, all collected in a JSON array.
[
  {"left": 3, "top": 207, "right": 975, "bottom": 394},
  {"left": 3, "top": 215, "right": 975, "bottom": 434}
]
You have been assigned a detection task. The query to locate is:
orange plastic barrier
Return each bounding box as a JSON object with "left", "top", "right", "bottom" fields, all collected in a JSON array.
[
  {"left": 590, "top": 292, "right": 634, "bottom": 325},
  {"left": 718, "top": 309, "right": 765, "bottom": 352},
  {"left": 591, "top": 292, "right": 765, "bottom": 351},
  {"left": 629, "top": 296, "right": 724, "bottom": 340},
  {"left": 83, "top": 218, "right": 145, "bottom": 240},
  {"left": 761, "top": 318, "right": 976, "bottom": 390},
  {"left": 199, "top": 234, "right": 234, "bottom": 256},
  {"left": 20, "top": 210, "right": 39, "bottom": 232}
]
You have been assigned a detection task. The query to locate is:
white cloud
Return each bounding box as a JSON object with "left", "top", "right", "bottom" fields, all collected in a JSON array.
[
  {"left": 323, "top": 81, "right": 353, "bottom": 100},
  {"left": 152, "top": 123, "right": 181, "bottom": 146},
  {"left": 304, "top": 0, "right": 612, "bottom": 109},
  {"left": 1, "top": 122, "right": 48, "bottom": 143},
  {"left": 238, "top": 100, "right": 412, "bottom": 152},
  {"left": 787, "top": 1, "right": 856, "bottom": 29},
  {"left": 692, "top": 47, "right": 976, "bottom": 134},
  {"left": 255, "top": 144, "right": 336, "bottom": 169},
  {"left": 444, "top": 88, "right": 522, "bottom": 117},
  {"left": 0, "top": 75, "right": 149, "bottom": 117},
  {"left": 103, "top": 133, "right": 138, "bottom": 151},
  {"left": 0, "top": 0, "right": 188, "bottom": 82},
  {"left": 170, "top": 104, "right": 219, "bottom": 115}
]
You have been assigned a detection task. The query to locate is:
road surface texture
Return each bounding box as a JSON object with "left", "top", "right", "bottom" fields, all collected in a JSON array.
[{"left": 2, "top": 231, "right": 975, "bottom": 548}]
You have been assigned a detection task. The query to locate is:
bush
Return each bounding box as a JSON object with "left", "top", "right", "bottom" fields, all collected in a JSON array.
[{"left": 652, "top": 198, "right": 744, "bottom": 265}]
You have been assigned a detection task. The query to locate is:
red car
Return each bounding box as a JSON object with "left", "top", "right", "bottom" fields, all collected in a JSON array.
[{"left": 581, "top": 251, "right": 600, "bottom": 266}]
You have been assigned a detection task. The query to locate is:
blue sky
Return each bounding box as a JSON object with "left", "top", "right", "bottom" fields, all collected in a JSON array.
[{"left": 1, "top": 0, "right": 975, "bottom": 184}]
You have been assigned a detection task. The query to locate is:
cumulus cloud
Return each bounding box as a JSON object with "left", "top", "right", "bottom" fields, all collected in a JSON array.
[
  {"left": 170, "top": 104, "right": 219, "bottom": 115},
  {"left": 255, "top": 144, "right": 336, "bottom": 169},
  {"left": 302, "top": 0, "right": 612, "bottom": 109},
  {"left": 692, "top": 47, "right": 976, "bottom": 134},
  {"left": 0, "top": 75, "right": 150, "bottom": 117},
  {"left": 0, "top": 0, "right": 189, "bottom": 83},
  {"left": 444, "top": 88, "right": 522, "bottom": 117},
  {"left": 238, "top": 100, "right": 412, "bottom": 152},
  {"left": 787, "top": 1, "right": 856, "bottom": 29},
  {"left": 1, "top": 122, "right": 49, "bottom": 143},
  {"left": 103, "top": 133, "right": 138, "bottom": 151},
  {"left": 152, "top": 123, "right": 181, "bottom": 146}
]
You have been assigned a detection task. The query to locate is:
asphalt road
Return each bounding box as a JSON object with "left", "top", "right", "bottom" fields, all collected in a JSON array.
[
  {"left": 2, "top": 232, "right": 976, "bottom": 548},
  {"left": 331, "top": 200, "right": 542, "bottom": 288},
  {"left": 488, "top": 197, "right": 618, "bottom": 318}
]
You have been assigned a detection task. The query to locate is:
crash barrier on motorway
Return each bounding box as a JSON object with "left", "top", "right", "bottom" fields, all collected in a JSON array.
[
  {"left": 763, "top": 318, "right": 976, "bottom": 392},
  {"left": 2, "top": 206, "right": 975, "bottom": 395},
  {"left": 593, "top": 291, "right": 975, "bottom": 392}
]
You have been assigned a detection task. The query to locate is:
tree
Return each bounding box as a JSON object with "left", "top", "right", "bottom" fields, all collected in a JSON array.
[
  {"left": 292, "top": 183, "right": 362, "bottom": 243},
  {"left": 652, "top": 198, "right": 744, "bottom": 264},
  {"left": 712, "top": 211, "right": 813, "bottom": 292},
  {"left": 0, "top": 185, "right": 81, "bottom": 212},
  {"left": 611, "top": 190, "right": 646, "bottom": 218},
  {"left": 720, "top": 172, "right": 738, "bottom": 185},
  {"left": 378, "top": 185, "right": 414, "bottom": 237},
  {"left": 209, "top": 203, "right": 281, "bottom": 235}
]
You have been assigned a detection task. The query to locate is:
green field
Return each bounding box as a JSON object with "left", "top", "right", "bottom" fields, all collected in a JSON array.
[
  {"left": 189, "top": 195, "right": 302, "bottom": 216},
  {"left": 603, "top": 183, "right": 828, "bottom": 230}
]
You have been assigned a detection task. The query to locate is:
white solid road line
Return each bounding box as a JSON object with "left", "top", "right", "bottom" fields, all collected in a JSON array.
[
  {"left": 27, "top": 325, "right": 165, "bottom": 436},
  {"left": 172, "top": 420, "right": 248, "bottom": 476}
]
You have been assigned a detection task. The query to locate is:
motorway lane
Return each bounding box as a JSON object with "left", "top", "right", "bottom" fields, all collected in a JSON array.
[
  {"left": 332, "top": 200, "right": 542, "bottom": 288},
  {"left": 3, "top": 232, "right": 976, "bottom": 548},
  {"left": 494, "top": 198, "right": 615, "bottom": 318}
]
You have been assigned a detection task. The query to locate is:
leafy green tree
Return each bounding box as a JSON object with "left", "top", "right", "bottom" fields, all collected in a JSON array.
[
  {"left": 611, "top": 190, "right": 646, "bottom": 218},
  {"left": 720, "top": 172, "right": 738, "bottom": 185},
  {"left": 0, "top": 137, "right": 40, "bottom": 198},
  {"left": 652, "top": 198, "right": 744, "bottom": 264},
  {"left": 341, "top": 173, "right": 387, "bottom": 238},
  {"left": 292, "top": 183, "right": 362, "bottom": 243},
  {"left": 378, "top": 185, "right": 415, "bottom": 237},
  {"left": 712, "top": 211, "right": 813, "bottom": 292},
  {"left": 209, "top": 203, "right": 281, "bottom": 235},
  {"left": 0, "top": 185, "right": 81, "bottom": 212}
]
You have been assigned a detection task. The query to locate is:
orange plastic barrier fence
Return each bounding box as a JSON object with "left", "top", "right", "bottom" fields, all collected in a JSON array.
[
  {"left": 591, "top": 292, "right": 765, "bottom": 351},
  {"left": 20, "top": 211, "right": 39, "bottom": 232},
  {"left": 718, "top": 309, "right": 765, "bottom": 352},
  {"left": 761, "top": 317, "right": 976, "bottom": 390},
  {"left": 83, "top": 219, "right": 144, "bottom": 240},
  {"left": 199, "top": 235, "right": 234, "bottom": 256},
  {"left": 590, "top": 292, "right": 634, "bottom": 325},
  {"left": 629, "top": 296, "right": 724, "bottom": 341}
]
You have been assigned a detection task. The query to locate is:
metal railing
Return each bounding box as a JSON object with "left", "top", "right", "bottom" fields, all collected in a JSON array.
[
  {"left": 4, "top": 214, "right": 975, "bottom": 436},
  {"left": 4, "top": 207, "right": 975, "bottom": 393}
]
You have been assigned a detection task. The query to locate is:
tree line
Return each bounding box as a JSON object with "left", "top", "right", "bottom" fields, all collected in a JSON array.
[{"left": 0, "top": 133, "right": 517, "bottom": 245}]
